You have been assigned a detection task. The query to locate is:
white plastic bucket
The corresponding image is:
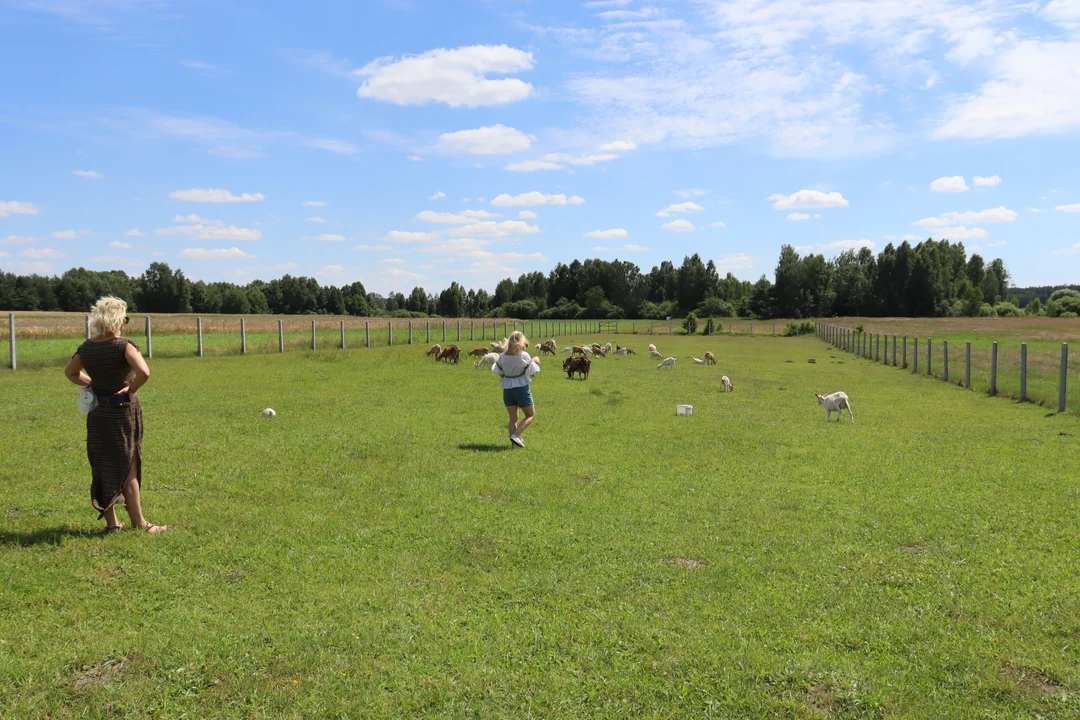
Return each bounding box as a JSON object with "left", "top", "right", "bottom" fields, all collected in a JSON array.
[{"left": 676, "top": 404, "right": 693, "bottom": 415}]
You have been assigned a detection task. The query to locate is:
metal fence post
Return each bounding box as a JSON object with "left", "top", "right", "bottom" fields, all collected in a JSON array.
[
  {"left": 277, "top": 319, "right": 283, "bottom": 353},
  {"left": 457, "top": 320, "right": 461, "bottom": 341},
  {"left": 1060, "top": 343, "right": 1069, "bottom": 413},
  {"left": 1021, "top": 343, "right": 1027, "bottom": 401},
  {"left": 990, "top": 342, "right": 998, "bottom": 396},
  {"left": 471, "top": 321, "right": 475, "bottom": 341},
  {"left": 893, "top": 335, "right": 897, "bottom": 366},
  {"left": 341, "top": 320, "right": 346, "bottom": 349},
  {"left": 914, "top": 337, "right": 919, "bottom": 373},
  {"left": 311, "top": 320, "right": 316, "bottom": 350},
  {"left": 426, "top": 321, "right": 430, "bottom": 344},
  {"left": 365, "top": 321, "right": 370, "bottom": 348},
  {"left": 903, "top": 336, "right": 907, "bottom": 368},
  {"left": 145, "top": 316, "right": 153, "bottom": 359},
  {"left": 241, "top": 317, "right": 246, "bottom": 355},
  {"left": 928, "top": 338, "right": 932, "bottom": 376},
  {"left": 876, "top": 333, "right": 880, "bottom": 362},
  {"left": 198, "top": 317, "right": 204, "bottom": 357},
  {"left": 965, "top": 341, "right": 971, "bottom": 388},
  {"left": 389, "top": 321, "right": 393, "bottom": 347},
  {"left": 409, "top": 321, "right": 413, "bottom": 345},
  {"left": 8, "top": 313, "right": 15, "bottom": 370},
  {"left": 85, "top": 315, "right": 91, "bottom": 340},
  {"left": 943, "top": 340, "right": 949, "bottom": 382}
]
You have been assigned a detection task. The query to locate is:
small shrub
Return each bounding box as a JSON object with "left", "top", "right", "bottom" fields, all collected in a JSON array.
[
  {"left": 682, "top": 311, "right": 699, "bottom": 335},
  {"left": 994, "top": 302, "right": 1022, "bottom": 317},
  {"left": 977, "top": 302, "right": 997, "bottom": 317},
  {"left": 1049, "top": 288, "right": 1080, "bottom": 302},
  {"left": 853, "top": 323, "right": 865, "bottom": 333},
  {"left": 783, "top": 321, "right": 816, "bottom": 336},
  {"left": 1025, "top": 297, "right": 1043, "bottom": 316},
  {"left": 702, "top": 317, "right": 715, "bottom": 336},
  {"left": 1061, "top": 311, "right": 1079, "bottom": 319}
]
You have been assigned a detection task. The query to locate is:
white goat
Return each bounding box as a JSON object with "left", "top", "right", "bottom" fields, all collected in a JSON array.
[
  {"left": 691, "top": 357, "right": 705, "bottom": 365},
  {"left": 582, "top": 346, "right": 593, "bottom": 354},
  {"left": 490, "top": 337, "right": 508, "bottom": 353},
  {"left": 649, "top": 349, "right": 663, "bottom": 359},
  {"left": 816, "top": 391, "right": 854, "bottom": 424},
  {"left": 721, "top": 375, "right": 734, "bottom": 392},
  {"left": 562, "top": 346, "right": 573, "bottom": 354},
  {"left": 648, "top": 343, "right": 657, "bottom": 353},
  {"left": 475, "top": 352, "right": 499, "bottom": 370},
  {"left": 615, "top": 347, "right": 629, "bottom": 357},
  {"left": 657, "top": 356, "right": 676, "bottom": 369},
  {"left": 603, "top": 342, "right": 613, "bottom": 354}
]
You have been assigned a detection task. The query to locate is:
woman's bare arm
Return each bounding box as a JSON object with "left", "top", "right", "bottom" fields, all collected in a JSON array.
[
  {"left": 64, "top": 354, "right": 91, "bottom": 387},
  {"left": 123, "top": 342, "right": 151, "bottom": 395}
]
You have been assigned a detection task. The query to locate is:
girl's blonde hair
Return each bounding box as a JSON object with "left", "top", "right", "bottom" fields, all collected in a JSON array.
[
  {"left": 89, "top": 296, "right": 127, "bottom": 337},
  {"left": 506, "top": 331, "right": 529, "bottom": 355}
]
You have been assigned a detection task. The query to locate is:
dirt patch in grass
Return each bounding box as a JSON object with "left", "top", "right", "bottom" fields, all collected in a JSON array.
[
  {"left": 804, "top": 683, "right": 839, "bottom": 714},
  {"left": 72, "top": 657, "right": 128, "bottom": 693},
  {"left": 664, "top": 557, "right": 707, "bottom": 569},
  {"left": 1002, "top": 662, "right": 1068, "bottom": 695},
  {"left": 899, "top": 544, "right": 926, "bottom": 555}
]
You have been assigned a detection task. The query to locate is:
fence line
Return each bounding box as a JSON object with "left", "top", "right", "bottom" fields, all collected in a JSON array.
[{"left": 815, "top": 322, "right": 1072, "bottom": 414}]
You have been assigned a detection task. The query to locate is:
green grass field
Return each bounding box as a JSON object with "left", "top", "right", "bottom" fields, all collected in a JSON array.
[{"left": 2, "top": 335, "right": 1079, "bottom": 718}]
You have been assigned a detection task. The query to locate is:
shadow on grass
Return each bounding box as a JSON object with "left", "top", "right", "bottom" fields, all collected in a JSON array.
[
  {"left": 457, "top": 443, "right": 512, "bottom": 453},
  {"left": 0, "top": 525, "right": 101, "bottom": 547}
]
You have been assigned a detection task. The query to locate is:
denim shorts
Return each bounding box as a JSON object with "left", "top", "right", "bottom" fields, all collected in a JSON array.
[{"left": 503, "top": 385, "right": 534, "bottom": 408}]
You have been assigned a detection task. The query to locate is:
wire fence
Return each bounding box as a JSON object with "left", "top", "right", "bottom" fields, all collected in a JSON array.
[{"left": 817, "top": 323, "right": 1075, "bottom": 414}]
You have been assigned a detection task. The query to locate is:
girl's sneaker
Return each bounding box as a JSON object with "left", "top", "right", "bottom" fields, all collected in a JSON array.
[{"left": 510, "top": 434, "right": 525, "bottom": 448}]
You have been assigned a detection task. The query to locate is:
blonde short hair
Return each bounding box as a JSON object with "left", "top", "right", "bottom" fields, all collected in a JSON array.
[
  {"left": 89, "top": 296, "right": 128, "bottom": 337},
  {"left": 506, "top": 330, "right": 529, "bottom": 355}
]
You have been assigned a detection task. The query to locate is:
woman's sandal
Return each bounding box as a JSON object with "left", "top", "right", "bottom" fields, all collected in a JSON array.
[
  {"left": 105, "top": 524, "right": 123, "bottom": 534},
  {"left": 138, "top": 522, "right": 168, "bottom": 534}
]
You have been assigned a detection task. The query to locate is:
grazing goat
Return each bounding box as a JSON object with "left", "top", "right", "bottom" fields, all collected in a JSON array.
[
  {"left": 704, "top": 352, "right": 716, "bottom": 365},
  {"left": 721, "top": 375, "right": 734, "bottom": 392},
  {"left": 572, "top": 345, "right": 587, "bottom": 356},
  {"left": 563, "top": 355, "right": 591, "bottom": 380},
  {"left": 540, "top": 339, "right": 558, "bottom": 355},
  {"left": 426, "top": 344, "right": 442, "bottom": 358},
  {"left": 691, "top": 357, "right": 705, "bottom": 365},
  {"left": 615, "top": 347, "right": 629, "bottom": 357},
  {"left": 648, "top": 343, "right": 657, "bottom": 353},
  {"left": 657, "top": 356, "right": 676, "bottom": 369},
  {"left": 436, "top": 345, "right": 460, "bottom": 364},
  {"left": 649, "top": 349, "right": 662, "bottom": 359},
  {"left": 816, "top": 392, "right": 854, "bottom": 424},
  {"left": 562, "top": 347, "right": 573, "bottom": 354},
  {"left": 467, "top": 347, "right": 488, "bottom": 358},
  {"left": 475, "top": 352, "right": 499, "bottom": 370},
  {"left": 603, "top": 342, "right": 613, "bottom": 354},
  {"left": 490, "top": 338, "right": 508, "bottom": 353}
]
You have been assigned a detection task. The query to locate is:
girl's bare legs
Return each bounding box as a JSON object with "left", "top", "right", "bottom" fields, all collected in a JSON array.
[
  {"left": 121, "top": 462, "right": 166, "bottom": 533},
  {"left": 103, "top": 504, "right": 123, "bottom": 531},
  {"left": 506, "top": 406, "right": 519, "bottom": 438},
  {"left": 516, "top": 405, "right": 536, "bottom": 436}
]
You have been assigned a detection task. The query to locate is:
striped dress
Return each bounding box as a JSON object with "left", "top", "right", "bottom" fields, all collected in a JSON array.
[{"left": 76, "top": 337, "right": 143, "bottom": 516}]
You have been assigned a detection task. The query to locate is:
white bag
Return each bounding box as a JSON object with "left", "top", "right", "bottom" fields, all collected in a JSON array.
[{"left": 77, "top": 386, "right": 98, "bottom": 415}]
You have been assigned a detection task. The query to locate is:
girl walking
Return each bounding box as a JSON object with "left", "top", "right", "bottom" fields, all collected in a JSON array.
[{"left": 493, "top": 331, "right": 540, "bottom": 448}]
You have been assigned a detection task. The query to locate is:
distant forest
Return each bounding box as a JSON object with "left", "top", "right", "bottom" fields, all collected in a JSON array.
[{"left": 2, "top": 239, "right": 1075, "bottom": 319}]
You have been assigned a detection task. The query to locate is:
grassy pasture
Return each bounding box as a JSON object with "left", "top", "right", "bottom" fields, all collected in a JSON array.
[{"left": 1, "top": 334, "right": 1079, "bottom": 718}]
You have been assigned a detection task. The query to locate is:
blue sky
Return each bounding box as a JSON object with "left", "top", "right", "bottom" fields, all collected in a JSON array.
[{"left": 1, "top": 0, "right": 1079, "bottom": 293}]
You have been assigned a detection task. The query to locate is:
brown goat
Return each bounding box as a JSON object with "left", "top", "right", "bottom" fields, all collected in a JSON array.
[
  {"left": 563, "top": 355, "right": 591, "bottom": 380},
  {"left": 436, "top": 345, "right": 460, "bottom": 364},
  {"left": 704, "top": 351, "right": 716, "bottom": 365},
  {"left": 572, "top": 345, "right": 587, "bottom": 356},
  {"left": 425, "top": 343, "right": 442, "bottom": 357},
  {"left": 468, "top": 347, "right": 488, "bottom": 358}
]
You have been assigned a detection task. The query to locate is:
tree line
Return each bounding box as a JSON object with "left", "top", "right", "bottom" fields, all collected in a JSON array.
[{"left": 2, "top": 238, "right": 1067, "bottom": 319}]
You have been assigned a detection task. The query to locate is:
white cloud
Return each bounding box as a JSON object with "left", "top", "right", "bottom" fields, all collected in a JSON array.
[
  {"left": 540, "top": 152, "right": 620, "bottom": 166},
  {"left": 20, "top": 247, "right": 66, "bottom": 258},
  {"left": 307, "top": 216, "right": 328, "bottom": 223},
  {"left": 901, "top": 234, "right": 921, "bottom": 241},
  {"left": 506, "top": 160, "right": 565, "bottom": 172},
  {"left": 987, "top": 241, "right": 1007, "bottom": 248},
  {"left": 674, "top": 188, "right": 709, "bottom": 199},
  {"left": 156, "top": 224, "right": 262, "bottom": 241},
  {"left": 124, "top": 228, "right": 144, "bottom": 237},
  {"left": 179, "top": 247, "right": 256, "bottom": 260},
  {"left": 934, "top": 40, "right": 1080, "bottom": 140},
  {"left": 407, "top": 155, "right": 423, "bottom": 162},
  {"left": 973, "top": 175, "right": 1002, "bottom": 187},
  {"left": 12, "top": 261, "right": 52, "bottom": 274},
  {"left": 793, "top": 244, "right": 816, "bottom": 252},
  {"left": 0, "top": 251, "right": 7, "bottom": 258},
  {"left": 593, "top": 243, "right": 649, "bottom": 252},
  {"left": 307, "top": 233, "right": 349, "bottom": 242},
  {"left": 821, "top": 239, "right": 877, "bottom": 252},
  {"left": 173, "top": 214, "right": 221, "bottom": 225},
  {"left": 354, "top": 244, "right": 393, "bottom": 251},
  {"left": 307, "top": 138, "right": 359, "bottom": 155},
  {"left": 438, "top": 125, "right": 532, "bottom": 155},
  {"left": 313, "top": 265, "right": 353, "bottom": 280},
  {"left": 491, "top": 192, "right": 585, "bottom": 207},
  {"left": 787, "top": 213, "right": 812, "bottom": 221},
  {"left": 0, "top": 235, "right": 37, "bottom": 245},
  {"left": 382, "top": 258, "right": 405, "bottom": 265},
  {"left": 0, "top": 201, "right": 40, "bottom": 218},
  {"left": 768, "top": 190, "right": 849, "bottom": 209},
  {"left": 1052, "top": 243, "right": 1080, "bottom": 255},
  {"left": 518, "top": 210, "right": 538, "bottom": 219},
  {"left": 419, "top": 264, "right": 436, "bottom": 270},
  {"left": 914, "top": 206, "right": 1018, "bottom": 226},
  {"left": 72, "top": 170, "right": 102, "bottom": 180},
  {"left": 448, "top": 220, "right": 540, "bottom": 237},
  {"left": 930, "top": 176, "right": 968, "bottom": 193},
  {"left": 710, "top": 221, "right": 726, "bottom": 228},
  {"left": 598, "top": 140, "right": 637, "bottom": 152},
  {"left": 357, "top": 45, "right": 534, "bottom": 108},
  {"left": 110, "top": 241, "right": 133, "bottom": 249},
  {"left": 714, "top": 253, "right": 755, "bottom": 273},
  {"left": 416, "top": 209, "right": 500, "bottom": 224},
  {"left": 381, "top": 267, "right": 427, "bottom": 281},
  {"left": 429, "top": 191, "right": 446, "bottom": 200},
  {"left": 662, "top": 219, "right": 696, "bottom": 232},
  {"left": 52, "top": 230, "right": 80, "bottom": 240},
  {"left": 655, "top": 202, "right": 704, "bottom": 217},
  {"left": 584, "top": 228, "right": 629, "bottom": 239},
  {"left": 931, "top": 226, "right": 988, "bottom": 240},
  {"left": 303, "top": 200, "right": 329, "bottom": 207},
  {"left": 382, "top": 230, "right": 441, "bottom": 243},
  {"left": 169, "top": 188, "right": 265, "bottom": 203},
  {"left": 1056, "top": 203, "right": 1080, "bottom": 213},
  {"left": 420, "top": 238, "right": 492, "bottom": 254}
]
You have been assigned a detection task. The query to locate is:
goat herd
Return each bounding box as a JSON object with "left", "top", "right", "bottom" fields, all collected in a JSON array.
[{"left": 423, "top": 338, "right": 735, "bottom": 391}]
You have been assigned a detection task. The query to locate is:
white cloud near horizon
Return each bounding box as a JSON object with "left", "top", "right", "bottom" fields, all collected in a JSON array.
[
  {"left": 0, "top": 201, "right": 40, "bottom": 217},
  {"left": 416, "top": 209, "right": 500, "bottom": 224},
  {"left": 491, "top": 192, "right": 585, "bottom": 207},
  {"left": 170, "top": 188, "right": 265, "bottom": 203},
  {"left": 303, "top": 200, "right": 329, "bottom": 207},
  {"left": 655, "top": 201, "right": 703, "bottom": 217},
  {"left": 124, "top": 228, "right": 144, "bottom": 237},
  {"left": 72, "top": 170, "right": 103, "bottom": 180},
  {"left": 438, "top": 125, "right": 532, "bottom": 155},
  {"left": 356, "top": 45, "right": 534, "bottom": 108},
  {"left": 179, "top": 247, "right": 256, "bottom": 260},
  {"left": 914, "top": 206, "right": 1018, "bottom": 226},
  {"left": 584, "top": 228, "right": 628, "bottom": 239},
  {"left": 973, "top": 175, "right": 1002, "bottom": 187},
  {"left": 429, "top": 191, "right": 446, "bottom": 200},
  {"left": 930, "top": 176, "right": 968, "bottom": 192},
  {"left": 662, "top": 219, "right": 695, "bottom": 232},
  {"left": 156, "top": 223, "right": 262, "bottom": 241},
  {"left": 768, "top": 190, "right": 848, "bottom": 209}
]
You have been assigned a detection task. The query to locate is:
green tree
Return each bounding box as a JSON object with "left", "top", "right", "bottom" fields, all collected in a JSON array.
[{"left": 682, "top": 311, "right": 698, "bottom": 335}]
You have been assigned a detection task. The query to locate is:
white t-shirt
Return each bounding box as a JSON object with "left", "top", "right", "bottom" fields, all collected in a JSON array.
[{"left": 492, "top": 351, "right": 539, "bottom": 389}]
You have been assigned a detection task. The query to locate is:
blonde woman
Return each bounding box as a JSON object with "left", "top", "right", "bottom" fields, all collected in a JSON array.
[
  {"left": 492, "top": 331, "right": 540, "bottom": 448},
  {"left": 64, "top": 297, "right": 166, "bottom": 534}
]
